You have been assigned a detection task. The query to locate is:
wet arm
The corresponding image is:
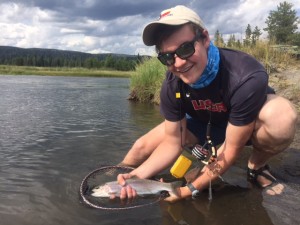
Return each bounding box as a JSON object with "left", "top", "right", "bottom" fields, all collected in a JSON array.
[
  {"left": 130, "top": 119, "right": 186, "bottom": 179},
  {"left": 175, "top": 121, "right": 255, "bottom": 200}
]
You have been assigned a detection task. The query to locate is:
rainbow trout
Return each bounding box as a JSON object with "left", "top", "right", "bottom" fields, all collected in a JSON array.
[{"left": 91, "top": 178, "right": 181, "bottom": 197}]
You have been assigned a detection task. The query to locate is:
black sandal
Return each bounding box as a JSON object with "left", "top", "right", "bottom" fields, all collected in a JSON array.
[{"left": 247, "top": 164, "right": 278, "bottom": 188}]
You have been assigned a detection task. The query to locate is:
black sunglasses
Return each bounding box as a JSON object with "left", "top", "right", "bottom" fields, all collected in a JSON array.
[{"left": 157, "top": 35, "right": 199, "bottom": 66}]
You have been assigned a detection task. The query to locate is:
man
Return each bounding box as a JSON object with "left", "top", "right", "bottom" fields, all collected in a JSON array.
[{"left": 117, "top": 5, "right": 297, "bottom": 201}]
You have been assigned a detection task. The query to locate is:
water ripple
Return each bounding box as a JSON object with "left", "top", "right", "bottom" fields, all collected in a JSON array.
[{"left": 0, "top": 76, "right": 162, "bottom": 225}]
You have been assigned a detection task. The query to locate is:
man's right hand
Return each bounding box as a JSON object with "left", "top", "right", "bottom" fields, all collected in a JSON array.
[{"left": 117, "top": 173, "right": 137, "bottom": 199}]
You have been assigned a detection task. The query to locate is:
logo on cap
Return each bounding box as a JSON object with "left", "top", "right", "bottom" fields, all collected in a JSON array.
[{"left": 159, "top": 11, "right": 172, "bottom": 20}]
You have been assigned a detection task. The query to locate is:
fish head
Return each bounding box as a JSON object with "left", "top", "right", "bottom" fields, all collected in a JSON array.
[{"left": 91, "top": 184, "right": 113, "bottom": 197}]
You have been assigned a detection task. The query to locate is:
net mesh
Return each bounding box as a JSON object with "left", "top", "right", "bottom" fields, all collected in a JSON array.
[{"left": 79, "top": 165, "right": 166, "bottom": 210}]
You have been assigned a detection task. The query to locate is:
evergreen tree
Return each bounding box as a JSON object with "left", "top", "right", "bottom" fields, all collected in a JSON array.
[
  {"left": 244, "top": 24, "right": 252, "bottom": 46},
  {"left": 252, "top": 26, "right": 262, "bottom": 45},
  {"left": 264, "top": 1, "right": 299, "bottom": 43},
  {"left": 214, "top": 30, "right": 225, "bottom": 47},
  {"left": 227, "top": 34, "right": 237, "bottom": 48},
  {"left": 289, "top": 32, "right": 300, "bottom": 46},
  {"left": 236, "top": 40, "right": 242, "bottom": 48},
  {"left": 104, "top": 54, "right": 115, "bottom": 68}
]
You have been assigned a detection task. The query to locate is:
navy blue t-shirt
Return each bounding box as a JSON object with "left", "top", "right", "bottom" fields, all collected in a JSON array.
[{"left": 160, "top": 48, "right": 273, "bottom": 126}]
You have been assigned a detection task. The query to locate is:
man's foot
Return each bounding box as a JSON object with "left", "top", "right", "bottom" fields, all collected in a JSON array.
[{"left": 247, "top": 165, "right": 284, "bottom": 195}]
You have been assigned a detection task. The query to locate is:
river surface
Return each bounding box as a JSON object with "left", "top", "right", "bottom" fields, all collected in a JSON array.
[{"left": 0, "top": 75, "right": 299, "bottom": 225}]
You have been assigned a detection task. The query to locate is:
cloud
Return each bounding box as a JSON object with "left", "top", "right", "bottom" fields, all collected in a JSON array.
[
  {"left": 193, "top": 0, "right": 300, "bottom": 41},
  {"left": 0, "top": 0, "right": 299, "bottom": 55}
]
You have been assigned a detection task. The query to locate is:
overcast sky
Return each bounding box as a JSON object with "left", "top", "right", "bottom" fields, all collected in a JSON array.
[{"left": 0, "top": 0, "right": 299, "bottom": 55}]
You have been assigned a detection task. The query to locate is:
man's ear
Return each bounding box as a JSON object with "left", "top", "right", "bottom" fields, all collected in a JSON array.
[{"left": 201, "top": 30, "right": 211, "bottom": 47}]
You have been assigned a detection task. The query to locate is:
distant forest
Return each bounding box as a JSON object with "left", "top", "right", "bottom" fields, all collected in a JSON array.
[{"left": 0, "top": 46, "right": 147, "bottom": 71}]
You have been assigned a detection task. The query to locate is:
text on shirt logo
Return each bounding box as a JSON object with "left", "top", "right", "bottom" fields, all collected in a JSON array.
[{"left": 191, "top": 99, "right": 227, "bottom": 112}]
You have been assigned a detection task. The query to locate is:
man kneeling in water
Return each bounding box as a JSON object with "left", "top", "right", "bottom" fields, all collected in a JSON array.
[{"left": 117, "top": 5, "right": 297, "bottom": 201}]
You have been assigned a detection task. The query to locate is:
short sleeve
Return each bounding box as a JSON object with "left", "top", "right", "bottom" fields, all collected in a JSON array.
[
  {"left": 160, "top": 75, "right": 185, "bottom": 122},
  {"left": 229, "top": 71, "right": 268, "bottom": 125}
]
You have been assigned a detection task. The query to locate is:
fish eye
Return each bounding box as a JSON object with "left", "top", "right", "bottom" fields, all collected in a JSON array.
[{"left": 160, "top": 191, "right": 170, "bottom": 197}]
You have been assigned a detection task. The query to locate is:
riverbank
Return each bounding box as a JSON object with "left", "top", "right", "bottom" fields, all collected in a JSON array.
[
  {"left": 0, "top": 65, "right": 133, "bottom": 77},
  {"left": 268, "top": 64, "right": 300, "bottom": 112}
]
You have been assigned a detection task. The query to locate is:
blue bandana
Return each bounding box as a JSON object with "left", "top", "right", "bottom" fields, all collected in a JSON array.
[{"left": 190, "top": 42, "right": 220, "bottom": 89}]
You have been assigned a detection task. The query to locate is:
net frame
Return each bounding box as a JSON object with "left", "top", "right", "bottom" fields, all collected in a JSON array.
[{"left": 79, "top": 165, "right": 166, "bottom": 210}]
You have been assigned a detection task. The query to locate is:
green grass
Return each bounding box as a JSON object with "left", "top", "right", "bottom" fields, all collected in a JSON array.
[
  {"left": 128, "top": 57, "right": 166, "bottom": 103},
  {"left": 0, "top": 65, "right": 133, "bottom": 77},
  {"left": 230, "top": 41, "right": 294, "bottom": 74}
]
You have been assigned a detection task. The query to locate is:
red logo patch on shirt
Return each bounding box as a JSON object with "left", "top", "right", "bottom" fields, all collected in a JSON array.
[{"left": 192, "top": 99, "right": 227, "bottom": 112}]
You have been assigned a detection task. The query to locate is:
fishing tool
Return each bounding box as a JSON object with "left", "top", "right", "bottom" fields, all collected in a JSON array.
[{"left": 191, "top": 121, "right": 218, "bottom": 165}]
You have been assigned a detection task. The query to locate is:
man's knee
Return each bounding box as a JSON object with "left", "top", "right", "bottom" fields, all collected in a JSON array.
[
  {"left": 121, "top": 137, "right": 152, "bottom": 167},
  {"left": 253, "top": 95, "right": 298, "bottom": 151},
  {"left": 267, "top": 96, "right": 297, "bottom": 139},
  {"left": 132, "top": 137, "right": 147, "bottom": 152}
]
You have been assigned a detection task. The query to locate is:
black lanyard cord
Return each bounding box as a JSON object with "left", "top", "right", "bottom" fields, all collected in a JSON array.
[{"left": 176, "top": 80, "right": 218, "bottom": 164}]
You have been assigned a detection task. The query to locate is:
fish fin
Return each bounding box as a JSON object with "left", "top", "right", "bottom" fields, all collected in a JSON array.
[{"left": 169, "top": 181, "right": 183, "bottom": 197}]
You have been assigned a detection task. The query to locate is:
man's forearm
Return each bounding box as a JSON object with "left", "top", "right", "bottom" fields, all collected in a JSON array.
[
  {"left": 131, "top": 141, "right": 182, "bottom": 178},
  {"left": 186, "top": 143, "right": 241, "bottom": 194}
]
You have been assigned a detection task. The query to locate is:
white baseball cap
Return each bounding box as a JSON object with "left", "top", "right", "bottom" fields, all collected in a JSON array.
[{"left": 142, "top": 5, "right": 206, "bottom": 46}]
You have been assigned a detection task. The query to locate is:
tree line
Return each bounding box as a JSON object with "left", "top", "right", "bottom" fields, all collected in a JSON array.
[
  {"left": 0, "top": 46, "right": 146, "bottom": 71},
  {"left": 214, "top": 1, "right": 299, "bottom": 48}
]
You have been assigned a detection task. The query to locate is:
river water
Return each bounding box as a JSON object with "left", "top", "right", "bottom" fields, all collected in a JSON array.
[{"left": 0, "top": 75, "right": 299, "bottom": 225}]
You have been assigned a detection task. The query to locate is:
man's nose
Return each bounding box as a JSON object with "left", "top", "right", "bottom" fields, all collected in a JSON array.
[{"left": 173, "top": 55, "right": 187, "bottom": 68}]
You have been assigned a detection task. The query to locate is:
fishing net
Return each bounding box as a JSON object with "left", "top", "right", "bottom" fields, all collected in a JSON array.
[{"left": 79, "top": 165, "right": 168, "bottom": 210}]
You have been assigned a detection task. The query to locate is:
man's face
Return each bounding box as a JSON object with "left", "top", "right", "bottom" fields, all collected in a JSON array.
[{"left": 159, "top": 24, "right": 210, "bottom": 84}]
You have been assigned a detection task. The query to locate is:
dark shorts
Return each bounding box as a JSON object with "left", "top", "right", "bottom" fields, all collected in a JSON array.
[
  {"left": 186, "top": 115, "right": 252, "bottom": 146},
  {"left": 186, "top": 115, "right": 227, "bottom": 146}
]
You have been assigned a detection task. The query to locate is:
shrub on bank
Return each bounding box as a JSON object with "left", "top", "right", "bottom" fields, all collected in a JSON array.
[
  {"left": 129, "top": 57, "right": 166, "bottom": 104},
  {"left": 231, "top": 41, "right": 294, "bottom": 74}
]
